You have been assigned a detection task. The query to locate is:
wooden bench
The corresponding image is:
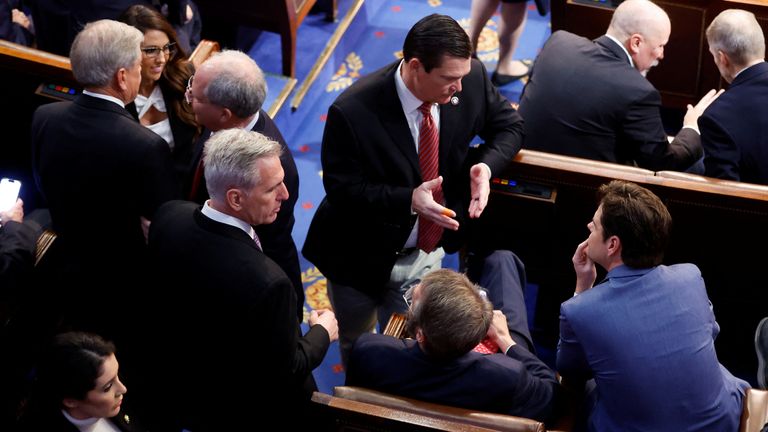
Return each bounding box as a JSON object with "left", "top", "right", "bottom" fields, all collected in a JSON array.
[
  {"left": 194, "top": 0, "right": 336, "bottom": 77},
  {"left": 475, "top": 150, "right": 768, "bottom": 377},
  {"left": 313, "top": 387, "right": 548, "bottom": 432}
]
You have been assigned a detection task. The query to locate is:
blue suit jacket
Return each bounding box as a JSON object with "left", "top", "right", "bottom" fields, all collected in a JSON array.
[
  {"left": 700, "top": 62, "right": 768, "bottom": 185},
  {"left": 347, "top": 333, "right": 558, "bottom": 422},
  {"left": 557, "top": 264, "right": 749, "bottom": 432}
]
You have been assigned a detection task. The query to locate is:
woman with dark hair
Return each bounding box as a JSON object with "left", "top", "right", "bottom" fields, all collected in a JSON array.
[
  {"left": 120, "top": 4, "right": 199, "bottom": 180},
  {"left": 16, "top": 332, "right": 140, "bottom": 431}
]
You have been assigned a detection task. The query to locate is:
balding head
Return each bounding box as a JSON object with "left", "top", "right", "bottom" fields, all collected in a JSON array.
[
  {"left": 607, "top": 0, "right": 671, "bottom": 76},
  {"left": 707, "top": 9, "right": 765, "bottom": 82},
  {"left": 196, "top": 50, "right": 267, "bottom": 119}
]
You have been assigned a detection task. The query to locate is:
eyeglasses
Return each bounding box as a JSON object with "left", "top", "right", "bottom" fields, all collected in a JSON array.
[
  {"left": 141, "top": 42, "right": 177, "bottom": 59},
  {"left": 402, "top": 279, "right": 421, "bottom": 309},
  {"left": 184, "top": 74, "right": 194, "bottom": 104}
]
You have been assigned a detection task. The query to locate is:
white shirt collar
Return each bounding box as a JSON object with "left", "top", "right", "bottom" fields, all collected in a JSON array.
[
  {"left": 201, "top": 200, "right": 256, "bottom": 240},
  {"left": 82, "top": 89, "right": 125, "bottom": 108},
  {"left": 604, "top": 34, "right": 635, "bottom": 69},
  {"left": 244, "top": 111, "right": 260, "bottom": 131},
  {"left": 394, "top": 60, "right": 427, "bottom": 117}
]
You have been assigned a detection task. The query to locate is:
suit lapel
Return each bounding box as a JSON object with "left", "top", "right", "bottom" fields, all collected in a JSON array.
[{"left": 378, "top": 65, "right": 421, "bottom": 176}]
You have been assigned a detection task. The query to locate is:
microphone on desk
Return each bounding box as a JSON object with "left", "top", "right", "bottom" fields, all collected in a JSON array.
[{"left": 450, "top": 96, "right": 459, "bottom": 106}]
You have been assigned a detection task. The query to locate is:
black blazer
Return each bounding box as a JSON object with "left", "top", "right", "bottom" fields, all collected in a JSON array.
[
  {"left": 32, "top": 95, "right": 178, "bottom": 258},
  {"left": 519, "top": 31, "right": 701, "bottom": 171},
  {"left": 145, "top": 200, "right": 329, "bottom": 429},
  {"left": 303, "top": 59, "right": 522, "bottom": 291},
  {"left": 700, "top": 61, "right": 768, "bottom": 184},
  {"left": 185, "top": 110, "right": 304, "bottom": 313}
]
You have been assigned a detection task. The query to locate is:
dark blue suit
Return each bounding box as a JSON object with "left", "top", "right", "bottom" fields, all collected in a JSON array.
[
  {"left": 519, "top": 31, "right": 701, "bottom": 171},
  {"left": 347, "top": 334, "right": 557, "bottom": 422},
  {"left": 700, "top": 62, "right": 768, "bottom": 185},
  {"left": 558, "top": 264, "right": 749, "bottom": 432}
]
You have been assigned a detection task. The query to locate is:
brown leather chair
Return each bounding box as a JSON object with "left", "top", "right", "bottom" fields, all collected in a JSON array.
[
  {"left": 741, "top": 388, "right": 768, "bottom": 432},
  {"left": 325, "top": 386, "right": 547, "bottom": 432}
]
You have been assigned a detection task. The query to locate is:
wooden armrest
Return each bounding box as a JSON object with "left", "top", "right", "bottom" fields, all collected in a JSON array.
[{"left": 332, "top": 386, "right": 546, "bottom": 432}]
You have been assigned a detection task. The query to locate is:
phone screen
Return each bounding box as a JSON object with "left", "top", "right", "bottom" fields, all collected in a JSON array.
[{"left": 0, "top": 178, "right": 21, "bottom": 212}]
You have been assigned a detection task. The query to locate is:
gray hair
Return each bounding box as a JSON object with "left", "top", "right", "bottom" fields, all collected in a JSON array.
[
  {"left": 199, "top": 50, "right": 267, "bottom": 118},
  {"left": 707, "top": 9, "right": 765, "bottom": 67},
  {"left": 69, "top": 20, "right": 143, "bottom": 88},
  {"left": 607, "top": 0, "right": 669, "bottom": 41},
  {"left": 204, "top": 128, "right": 282, "bottom": 201}
]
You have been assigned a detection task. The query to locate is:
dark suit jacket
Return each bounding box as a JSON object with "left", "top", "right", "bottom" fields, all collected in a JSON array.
[
  {"left": 700, "top": 62, "right": 768, "bottom": 184},
  {"left": 32, "top": 95, "right": 177, "bottom": 261},
  {"left": 558, "top": 264, "right": 748, "bottom": 432},
  {"left": 0, "top": 0, "right": 33, "bottom": 46},
  {"left": 347, "top": 333, "right": 558, "bottom": 422},
  {"left": 31, "top": 94, "right": 177, "bottom": 340},
  {"left": 185, "top": 111, "right": 304, "bottom": 313},
  {"left": 0, "top": 221, "right": 36, "bottom": 292},
  {"left": 519, "top": 31, "right": 701, "bottom": 171},
  {"left": 146, "top": 200, "right": 328, "bottom": 430},
  {"left": 303, "top": 59, "right": 522, "bottom": 292}
]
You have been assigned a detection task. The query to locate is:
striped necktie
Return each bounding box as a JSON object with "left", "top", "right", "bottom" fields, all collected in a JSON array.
[{"left": 417, "top": 102, "right": 442, "bottom": 253}]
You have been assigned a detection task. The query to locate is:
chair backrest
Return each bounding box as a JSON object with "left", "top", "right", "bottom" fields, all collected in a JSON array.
[
  {"left": 741, "top": 388, "right": 768, "bottom": 432},
  {"left": 328, "top": 386, "right": 547, "bottom": 432},
  {"left": 35, "top": 229, "right": 57, "bottom": 266},
  {"left": 188, "top": 39, "right": 221, "bottom": 69},
  {"left": 383, "top": 312, "right": 407, "bottom": 338}
]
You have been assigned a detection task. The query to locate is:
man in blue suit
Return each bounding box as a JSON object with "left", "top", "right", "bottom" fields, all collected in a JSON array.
[
  {"left": 557, "top": 180, "right": 749, "bottom": 431},
  {"left": 701, "top": 9, "right": 768, "bottom": 185}
]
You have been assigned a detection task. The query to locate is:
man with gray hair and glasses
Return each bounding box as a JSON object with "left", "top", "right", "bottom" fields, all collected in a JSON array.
[
  {"left": 31, "top": 19, "right": 177, "bottom": 344},
  {"left": 700, "top": 9, "right": 768, "bottom": 185},
  {"left": 185, "top": 50, "right": 303, "bottom": 314}
]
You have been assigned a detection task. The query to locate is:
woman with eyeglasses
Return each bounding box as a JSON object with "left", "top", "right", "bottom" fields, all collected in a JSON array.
[
  {"left": 15, "top": 332, "right": 144, "bottom": 432},
  {"left": 120, "top": 4, "right": 199, "bottom": 180}
]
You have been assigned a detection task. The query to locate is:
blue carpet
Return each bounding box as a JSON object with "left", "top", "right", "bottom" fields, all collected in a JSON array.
[{"left": 246, "top": 0, "right": 551, "bottom": 393}]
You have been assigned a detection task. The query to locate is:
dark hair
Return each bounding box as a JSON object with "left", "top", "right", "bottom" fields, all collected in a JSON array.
[
  {"left": 32, "top": 332, "right": 116, "bottom": 410},
  {"left": 407, "top": 270, "right": 493, "bottom": 361},
  {"left": 598, "top": 180, "right": 672, "bottom": 268},
  {"left": 402, "top": 14, "right": 472, "bottom": 72},
  {"left": 119, "top": 4, "right": 198, "bottom": 130}
]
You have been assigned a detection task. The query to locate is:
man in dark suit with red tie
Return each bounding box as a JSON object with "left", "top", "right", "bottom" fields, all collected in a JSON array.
[
  {"left": 303, "top": 13, "right": 522, "bottom": 365},
  {"left": 185, "top": 50, "right": 304, "bottom": 315}
]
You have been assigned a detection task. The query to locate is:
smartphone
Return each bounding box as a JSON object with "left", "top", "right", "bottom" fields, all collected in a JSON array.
[{"left": 0, "top": 178, "right": 21, "bottom": 212}]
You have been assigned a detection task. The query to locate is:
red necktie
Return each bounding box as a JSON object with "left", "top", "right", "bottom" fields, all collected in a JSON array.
[{"left": 417, "top": 102, "right": 442, "bottom": 253}]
